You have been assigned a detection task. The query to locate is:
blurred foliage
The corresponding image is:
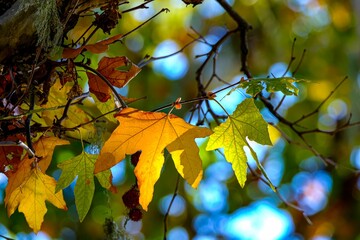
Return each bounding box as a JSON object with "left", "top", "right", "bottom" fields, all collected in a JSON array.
[{"left": 1, "top": 0, "right": 360, "bottom": 239}]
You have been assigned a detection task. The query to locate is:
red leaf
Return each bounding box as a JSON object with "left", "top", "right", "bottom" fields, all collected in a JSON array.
[
  {"left": 0, "top": 135, "right": 25, "bottom": 175},
  {"left": 87, "top": 72, "right": 111, "bottom": 102},
  {"left": 87, "top": 56, "right": 141, "bottom": 102}
]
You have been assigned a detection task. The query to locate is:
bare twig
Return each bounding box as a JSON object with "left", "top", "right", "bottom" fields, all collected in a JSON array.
[
  {"left": 138, "top": 39, "right": 197, "bottom": 68},
  {"left": 293, "top": 77, "right": 348, "bottom": 125},
  {"left": 54, "top": 92, "right": 89, "bottom": 126},
  {"left": 247, "top": 163, "right": 312, "bottom": 224},
  {"left": 121, "top": 8, "right": 170, "bottom": 40},
  {"left": 0, "top": 140, "right": 35, "bottom": 158},
  {"left": 75, "top": 62, "right": 127, "bottom": 108},
  {"left": 282, "top": 38, "right": 297, "bottom": 77},
  {"left": 122, "top": 0, "right": 155, "bottom": 13},
  {"left": 215, "top": 0, "right": 252, "bottom": 77},
  {"left": 163, "top": 174, "right": 180, "bottom": 240},
  {"left": 292, "top": 49, "right": 306, "bottom": 76},
  {"left": 25, "top": 87, "right": 35, "bottom": 152}
]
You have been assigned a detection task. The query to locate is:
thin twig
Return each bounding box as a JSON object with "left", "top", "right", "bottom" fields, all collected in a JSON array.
[
  {"left": 247, "top": 163, "right": 312, "bottom": 224},
  {"left": 55, "top": 92, "right": 89, "bottom": 126},
  {"left": 163, "top": 174, "right": 180, "bottom": 240},
  {"left": 25, "top": 87, "right": 35, "bottom": 152},
  {"left": 138, "top": 39, "right": 197, "bottom": 68},
  {"left": 282, "top": 38, "right": 297, "bottom": 77},
  {"left": 151, "top": 96, "right": 208, "bottom": 112},
  {"left": 121, "top": 8, "right": 170, "bottom": 40},
  {"left": 293, "top": 77, "right": 348, "bottom": 125},
  {"left": 292, "top": 49, "right": 306, "bottom": 76},
  {"left": 215, "top": 0, "right": 252, "bottom": 77},
  {"left": 0, "top": 140, "right": 35, "bottom": 158},
  {"left": 75, "top": 62, "right": 127, "bottom": 108},
  {"left": 122, "top": 0, "right": 155, "bottom": 13}
]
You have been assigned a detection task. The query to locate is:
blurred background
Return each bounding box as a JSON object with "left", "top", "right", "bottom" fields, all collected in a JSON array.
[{"left": 1, "top": 0, "right": 360, "bottom": 239}]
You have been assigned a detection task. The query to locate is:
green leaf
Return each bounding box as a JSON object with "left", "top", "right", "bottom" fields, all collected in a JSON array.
[
  {"left": 56, "top": 151, "right": 112, "bottom": 222},
  {"left": 239, "top": 77, "right": 305, "bottom": 96},
  {"left": 206, "top": 98, "right": 272, "bottom": 187}
]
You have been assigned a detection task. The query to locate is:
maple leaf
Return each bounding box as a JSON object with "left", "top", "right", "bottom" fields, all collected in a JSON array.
[
  {"left": 238, "top": 77, "right": 305, "bottom": 96},
  {"left": 62, "top": 33, "right": 123, "bottom": 58},
  {"left": 56, "top": 151, "right": 114, "bottom": 222},
  {"left": 206, "top": 98, "right": 272, "bottom": 187},
  {"left": 6, "top": 168, "right": 67, "bottom": 233},
  {"left": 94, "top": 107, "right": 212, "bottom": 210},
  {"left": 5, "top": 137, "right": 69, "bottom": 202},
  {"left": 4, "top": 137, "right": 69, "bottom": 232},
  {"left": 33, "top": 79, "right": 95, "bottom": 141},
  {"left": 86, "top": 56, "right": 141, "bottom": 102}
]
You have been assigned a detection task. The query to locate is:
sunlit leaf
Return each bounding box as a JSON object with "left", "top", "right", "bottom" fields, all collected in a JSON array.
[
  {"left": 56, "top": 151, "right": 113, "bottom": 222},
  {"left": 33, "top": 79, "right": 96, "bottom": 141},
  {"left": 5, "top": 137, "right": 69, "bottom": 204},
  {"left": 94, "top": 107, "right": 212, "bottom": 210},
  {"left": 206, "top": 98, "right": 272, "bottom": 187},
  {"left": 4, "top": 136, "right": 68, "bottom": 232},
  {"left": 87, "top": 56, "right": 141, "bottom": 102},
  {"left": 6, "top": 169, "right": 67, "bottom": 233}
]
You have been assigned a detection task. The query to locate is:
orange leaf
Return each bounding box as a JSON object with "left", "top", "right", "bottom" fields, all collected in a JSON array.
[
  {"left": 4, "top": 136, "right": 69, "bottom": 233},
  {"left": 6, "top": 168, "right": 67, "bottom": 233},
  {"left": 5, "top": 137, "right": 69, "bottom": 209},
  {"left": 62, "top": 47, "right": 85, "bottom": 59},
  {"left": 87, "top": 56, "right": 141, "bottom": 102},
  {"left": 62, "top": 34, "right": 123, "bottom": 58},
  {"left": 95, "top": 108, "right": 212, "bottom": 210}
]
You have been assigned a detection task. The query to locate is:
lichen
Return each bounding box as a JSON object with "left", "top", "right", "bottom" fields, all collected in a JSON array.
[{"left": 19, "top": 0, "right": 63, "bottom": 49}]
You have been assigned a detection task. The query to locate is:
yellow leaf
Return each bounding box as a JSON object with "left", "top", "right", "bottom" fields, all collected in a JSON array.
[
  {"left": 167, "top": 128, "right": 208, "bottom": 188},
  {"left": 5, "top": 137, "right": 69, "bottom": 206},
  {"left": 206, "top": 98, "right": 272, "bottom": 187},
  {"left": 4, "top": 137, "right": 69, "bottom": 232},
  {"left": 268, "top": 124, "right": 281, "bottom": 145},
  {"left": 95, "top": 108, "right": 212, "bottom": 210},
  {"left": 6, "top": 168, "right": 67, "bottom": 233},
  {"left": 33, "top": 79, "right": 96, "bottom": 141}
]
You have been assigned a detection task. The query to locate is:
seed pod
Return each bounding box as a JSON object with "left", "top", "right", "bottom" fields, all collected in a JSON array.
[
  {"left": 122, "top": 186, "right": 139, "bottom": 209},
  {"left": 128, "top": 208, "right": 142, "bottom": 222},
  {"left": 130, "top": 151, "right": 141, "bottom": 167}
]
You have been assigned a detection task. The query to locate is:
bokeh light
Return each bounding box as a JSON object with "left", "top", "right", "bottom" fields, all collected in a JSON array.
[
  {"left": 167, "top": 227, "right": 189, "bottom": 240},
  {"left": 292, "top": 171, "right": 332, "bottom": 215},
  {"left": 159, "top": 194, "right": 186, "bottom": 216},
  {"left": 327, "top": 99, "right": 347, "bottom": 121},
  {"left": 224, "top": 201, "right": 294, "bottom": 240},
  {"left": 198, "top": 0, "right": 234, "bottom": 19},
  {"left": 153, "top": 40, "right": 189, "bottom": 80}
]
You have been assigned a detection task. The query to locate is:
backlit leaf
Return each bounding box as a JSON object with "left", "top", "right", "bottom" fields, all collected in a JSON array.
[
  {"left": 62, "top": 33, "right": 123, "bottom": 58},
  {"left": 239, "top": 77, "right": 305, "bottom": 96},
  {"left": 6, "top": 169, "right": 67, "bottom": 233},
  {"left": 206, "top": 98, "right": 272, "bottom": 187},
  {"left": 5, "top": 137, "right": 69, "bottom": 204},
  {"left": 94, "top": 107, "right": 212, "bottom": 210},
  {"left": 33, "top": 79, "right": 96, "bottom": 141},
  {"left": 87, "top": 56, "right": 141, "bottom": 102},
  {"left": 56, "top": 151, "right": 113, "bottom": 222}
]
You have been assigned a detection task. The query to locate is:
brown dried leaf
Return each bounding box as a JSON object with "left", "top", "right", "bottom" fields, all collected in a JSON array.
[
  {"left": 62, "top": 34, "right": 123, "bottom": 59},
  {"left": 87, "top": 56, "right": 141, "bottom": 102}
]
